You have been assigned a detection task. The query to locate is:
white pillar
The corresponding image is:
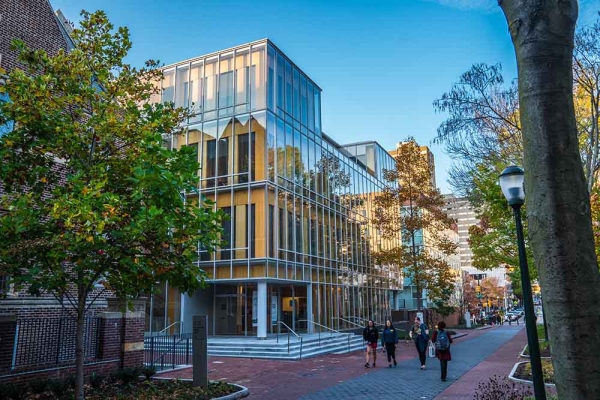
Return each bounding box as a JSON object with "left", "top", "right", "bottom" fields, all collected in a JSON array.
[
  {"left": 257, "top": 281, "right": 268, "bottom": 339},
  {"left": 307, "top": 283, "right": 313, "bottom": 333}
]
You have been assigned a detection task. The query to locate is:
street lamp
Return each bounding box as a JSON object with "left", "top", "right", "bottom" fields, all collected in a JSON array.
[{"left": 499, "top": 165, "right": 546, "bottom": 400}]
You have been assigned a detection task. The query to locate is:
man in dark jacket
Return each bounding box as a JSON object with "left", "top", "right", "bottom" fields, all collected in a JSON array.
[{"left": 363, "top": 319, "right": 379, "bottom": 368}]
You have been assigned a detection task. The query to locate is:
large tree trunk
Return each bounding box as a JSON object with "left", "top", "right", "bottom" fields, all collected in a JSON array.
[
  {"left": 500, "top": 1, "right": 600, "bottom": 398},
  {"left": 75, "top": 290, "right": 86, "bottom": 400}
]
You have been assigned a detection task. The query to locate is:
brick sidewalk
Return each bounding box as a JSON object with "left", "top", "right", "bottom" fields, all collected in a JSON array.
[{"left": 436, "top": 327, "right": 557, "bottom": 399}]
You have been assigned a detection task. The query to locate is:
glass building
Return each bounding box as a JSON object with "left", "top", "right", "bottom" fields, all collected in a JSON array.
[{"left": 147, "top": 39, "right": 402, "bottom": 337}]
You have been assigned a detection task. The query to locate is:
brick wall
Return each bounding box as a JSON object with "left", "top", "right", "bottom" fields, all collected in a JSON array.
[
  {"left": 0, "top": 0, "right": 69, "bottom": 73},
  {"left": 0, "top": 299, "right": 146, "bottom": 386}
]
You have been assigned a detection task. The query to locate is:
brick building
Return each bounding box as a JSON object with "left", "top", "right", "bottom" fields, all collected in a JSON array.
[{"left": 0, "top": 1, "right": 144, "bottom": 386}]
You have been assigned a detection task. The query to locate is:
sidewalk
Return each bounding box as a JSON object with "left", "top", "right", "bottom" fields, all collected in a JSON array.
[{"left": 436, "top": 327, "right": 557, "bottom": 399}]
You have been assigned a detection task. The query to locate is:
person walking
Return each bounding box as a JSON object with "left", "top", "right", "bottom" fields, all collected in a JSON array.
[
  {"left": 363, "top": 319, "right": 379, "bottom": 368},
  {"left": 409, "top": 316, "right": 429, "bottom": 370},
  {"left": 431, "top": 321, "right": 453, "bottom": 382},
  {"left": 381, "top": 319, "right": 398, "bottom": 368}
]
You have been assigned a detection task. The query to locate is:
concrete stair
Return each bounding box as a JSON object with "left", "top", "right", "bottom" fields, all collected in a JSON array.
[{"left": 206, "top": 332, "right": 365, "bottom": 360}]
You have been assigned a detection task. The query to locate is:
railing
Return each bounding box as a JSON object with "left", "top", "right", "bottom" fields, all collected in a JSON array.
[
  {"left": 12, "top": 317, "right": 100, "bottom": 370},
  {"left": 332, "top": 317, "right": 365, "bottom": 329},
  {"left": 298, "top": 319, "right": 353, "bottom": 354},
  {"left": 158, "top": 321, "right": 183, "bottom": 335},
  {"left": 274, "top": 321, "right": 303, "bottom": 360},
  {"left": 144, "top": 333, "right": 192, "bottom": 371}
]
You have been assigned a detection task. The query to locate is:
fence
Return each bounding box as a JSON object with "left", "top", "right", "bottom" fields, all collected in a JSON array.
[
  {"left": 12, "top": 317, "right": 101, "bottom": 370},
  {"left": 144, "top": 333, "right": 192, "bottom": 371}
]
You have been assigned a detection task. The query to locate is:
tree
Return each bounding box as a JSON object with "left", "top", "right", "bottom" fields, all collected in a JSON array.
[
  {"left": 499, "top": 2, "right": 600, "bottom": 398},
  {"left": 372, "top": 137, "right": 457, "bottom": 311},
  {"left": 0, "top": 11, "right": 224, "bottom": 399}
]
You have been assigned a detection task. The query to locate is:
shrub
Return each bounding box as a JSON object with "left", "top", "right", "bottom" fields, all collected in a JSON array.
[
  {"left": 142, "top": 366, "right": 157, "bottom": 381},
  {"left": 47, "top": 378, "right": 70, "bottom": 398},
  {"left": 65, "top": 374, "right": 77, "bottom": 389},
  {"left": 3, "top": 383, "right": 28, "bottom": 400},
  {"left": 28, "top": 378, "right": 49, "bottom": 394},
  {"left": 473, "top": 375, "right": 532, "bottom": 400},
  {"left": 114, "top": 367, "right": 142, "bottom": 385},
  {"left": 89, "top": 372, "right": 105, "bottom": 390}
]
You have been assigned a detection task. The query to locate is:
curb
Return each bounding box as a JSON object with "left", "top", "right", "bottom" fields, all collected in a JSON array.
[
  {"left": 474, "top": 325, "right": 493, "bottom": 331},
  {"left": 152, "top": 377, "right": 249, "bottom": 399},
  {"left": 519, "top": 344, "right": 552, "bottom": 359},
  {"left": 508, "top": 361, "right": 555, "bottom": 388}
]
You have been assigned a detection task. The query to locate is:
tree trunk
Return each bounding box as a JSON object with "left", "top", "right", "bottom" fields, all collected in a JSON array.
[
  {"left": 75, "top": 291, "right": 86, "bottom": 400},
  {"left": 500, "top": 1, "right": 600, "bottom": 398}
]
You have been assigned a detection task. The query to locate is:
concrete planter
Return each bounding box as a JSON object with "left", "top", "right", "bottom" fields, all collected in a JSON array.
[
  {"left": 508, "top": 361, "right": 555, "bottom": 388},
  {"left": 519, "top": 343, "right": 552, "bottom": 359}
]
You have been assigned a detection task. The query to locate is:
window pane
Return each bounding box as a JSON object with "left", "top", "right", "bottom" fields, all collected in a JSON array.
[
  {"left": 219, "top": 54, "right": 234, "bottom": 109},
  {"left": 202, "top": 120, "right": 218, "bottom": 188},
  {"left": 267, "top": 112, "right": 276, "bottom": 182},
  {"left": 314, "top": 90, "right": 321, "bottom": 136},
  {"left": 217, "top": 117, "right": 232, "bottom": 186},
  {"left": 234, "top": 114, "right": 250, "bottom": 183},
  {"left": 267, "top": 46, "right": 275, "bottom": 112},
  {"left": 307, "top": 83, "right": 315, "bottom": 132},
  {"left": 251, "top": 45, "right": 266, "bottom": 111},
  {"left": 276, "top": 117, "right": 286, "bottom": 183},
  {"left": 235, "top": 49, "right": 250, "bottom": 113},
  {"left": 276, "top": 53, "right": 285, "bottom": 115},
  {"left": 285, "top": 59, "right": 292, "bottom": 115},
  {"left": 175, "top": 64, "right": 189, "bottom": 109},
  {"left": 293, "top": 69, "right": 300, "bottom": 121},
  {"left": 162, "top": 69, "right": 175, "bottom": 104},
  {"left": 204, "top": 58, "right": 218, "bottom": 113},
  {"left": 250, "top": 112, "right": 265, "bottom": 181},
  {"left": 300, "top": 74, "right": 307, "bottom": 127},
  {"left": 189, "top": 62, "right": 203, "bottom": 123}
]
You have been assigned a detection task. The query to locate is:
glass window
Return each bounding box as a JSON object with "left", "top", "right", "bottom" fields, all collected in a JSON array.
[
  {"left": 285, "top": 59, "right": 292, "bottom": 115},
  {"left": 217, "top": 117, "right": 232, "bottom": 186},
  {"left": 293, "top": 69, "right": 300, "bottom": 121},
  {"left": 300, "top": 74, "right": 307, "bottom": 127},
  {"left": 221, "top": 207, "right": 232, "bottom": 260},
  {"left": 268, "top": 205, "right": 275, "bottom": 258},
  {"left": 175, "top": 64, "right": 190, "bottom": 109},
  {"left": 302, "top": 134, "right": 309, "bottom": 191},
  {"left": 162, "top": 69, "right": 175, "bottom": 104},
  {"left": 285, "top": 123, "right": 294, "bottom": 180},
  {"left": 267, "top": 46, "right": 275, "bottom": 113},
  {"left": 250, "top": 112, "right": 265, "bottom": 181},
  {"left": 219, "top": 53, "right": 234, "bottom": 110},
  {"left": 234, "top": 114, "right": 250, "bottom": 183},
  {"left": 202, "top": 120, "right": 218, "bottom": 188},
  {"left": 235, "top": 48, "right": 250, "bottom": 113},
  {"left": 251, "top": 45, "right": 266, "bottom": 111},
  {"left": 189, "top": 62, "right": 203, "bottom": 122},
  {"left": 294, "top": 129, "right": 301, "bottom": 188},
  {"left": 314, "top": 89, "right": 321, "bottom": 136},
  {"left": 276, "top": 117, "right": 286, "bottom": 182},
  {"left": 234, "top": 204, "right": 248, "bottom": 259},
  {"left": 276, "top": 52, "right": 285, "bottom": 116},
  {"left": 267, "top": 112, "right": 276, "bottom": 182},
  {"left": 307, "top": 83, "right": 315, "bottom": 132},
  {"left": 204, "top": 58, "right": 218, "bottom": 114}
]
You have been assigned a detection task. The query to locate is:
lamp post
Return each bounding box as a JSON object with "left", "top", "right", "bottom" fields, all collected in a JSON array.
[{"left": 499, "top": 165, "right": 546, "bottom": 400}]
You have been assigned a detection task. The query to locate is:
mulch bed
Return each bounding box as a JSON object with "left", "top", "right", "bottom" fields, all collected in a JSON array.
[{"left": 514, "top": 359, "right": 555, "bottom": 384}]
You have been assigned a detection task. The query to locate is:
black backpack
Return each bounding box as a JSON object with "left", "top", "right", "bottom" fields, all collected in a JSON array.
[{"left": 435, "top": 330, "right": 450, "bottom": 351}]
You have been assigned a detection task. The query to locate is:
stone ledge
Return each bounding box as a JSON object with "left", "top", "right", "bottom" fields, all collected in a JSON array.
[
  {"left": 124, "top": 342, "right": 144, "bottom": 352},
  {"left": 508, "top": 360, "right": 555, "bottom": 388}
]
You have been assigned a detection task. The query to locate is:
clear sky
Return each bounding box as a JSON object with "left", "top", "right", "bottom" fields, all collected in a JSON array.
[{"left": 50, "top": 0, "right": 600, "bottom": 194}]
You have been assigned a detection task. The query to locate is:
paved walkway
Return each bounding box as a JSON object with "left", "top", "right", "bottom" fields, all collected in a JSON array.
[
  {"left": 156, "top": 326, "right": 546, "bottom": 399},
  {"left": 301, "top": 326, "right": 522, "bottom": 400}
]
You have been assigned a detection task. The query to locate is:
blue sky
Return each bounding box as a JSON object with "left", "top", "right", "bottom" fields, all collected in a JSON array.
[{"left": 50, "top": 0, "right": 600, "bottom": 193}]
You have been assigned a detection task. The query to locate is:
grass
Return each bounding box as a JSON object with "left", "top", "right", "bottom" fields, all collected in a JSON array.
[
  {"left": 515, "top": 359, "right": 555, "bottom": 384},
  {"left": 523, "top": 340, "right": 551, "bottom": 357},
  {"left": 537, "top": 324, "right": 547, "bottom": 340}
]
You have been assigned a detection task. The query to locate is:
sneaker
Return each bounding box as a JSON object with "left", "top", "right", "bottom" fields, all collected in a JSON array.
[
  {"left": 394, "top": 360, "right": 397, "bottom": 367},
  {"left": 365, "top": 363, "right": 370, "bottom": 368},
  {"left": 388, "top": 364, "right": 392, "bottom": 368},
  {"left": 373, "top": 363, "right": 376, "bottom": 368}
]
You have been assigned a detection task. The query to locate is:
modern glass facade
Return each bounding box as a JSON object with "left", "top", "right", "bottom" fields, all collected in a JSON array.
[{"left": 147, "top": 40, "right": 402, "bottom": 336}]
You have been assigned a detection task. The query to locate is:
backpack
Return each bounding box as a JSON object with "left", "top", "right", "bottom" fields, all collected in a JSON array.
[{"left": 435, "top": 330, "right": 450, "bottom": 351}]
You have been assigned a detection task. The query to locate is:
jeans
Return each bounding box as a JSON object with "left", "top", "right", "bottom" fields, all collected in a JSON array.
[
  {"left": 385, "top": 343, "right": 396, "bottom": 363},
  {"left": 440, "top": 359, "right": 448, "bottom": 380},
  {"left": 415, "top": 341, "right": 427, "bottom": 366}
]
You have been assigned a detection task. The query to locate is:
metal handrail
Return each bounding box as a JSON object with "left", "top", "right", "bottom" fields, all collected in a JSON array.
[
  {"left": 298, "top": 319, "right": 353, "bottom": 353},
  {"left": 332, "top": 317, "right": 364, "bottom": 329},
  {"left": 274, "top": 321, "right": 303, "bottom": 359},
  {"left": 158, "top": 321, "right": 183, "bottom": 335}
]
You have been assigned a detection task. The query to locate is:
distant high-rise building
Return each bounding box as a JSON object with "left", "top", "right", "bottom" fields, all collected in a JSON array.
[
  {"left": 443, "top": 194, "right": 507, "bottom": 287},
  {"left": 388, "top": 143, "right": 436, "bottom": 189}
]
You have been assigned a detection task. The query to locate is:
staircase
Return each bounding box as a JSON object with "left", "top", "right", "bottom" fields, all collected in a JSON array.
[{"left": 207, "top": 332, "right": 365, "bottom": 360}]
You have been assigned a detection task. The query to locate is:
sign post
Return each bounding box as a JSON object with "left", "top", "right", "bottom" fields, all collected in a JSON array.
[{"left": 193, "top": 315, "right": 208, "bottom": 388}]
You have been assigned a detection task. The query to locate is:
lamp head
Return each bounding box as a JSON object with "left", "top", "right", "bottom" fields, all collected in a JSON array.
[{"left": 499, "top": 165, "right": 525, "bottom": 207}]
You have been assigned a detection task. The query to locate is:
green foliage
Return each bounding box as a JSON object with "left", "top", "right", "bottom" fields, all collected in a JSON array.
[
  {"left": 142, "top": 366, "right": 157, "bottom": 381},
  {"left": 3, "top": 383, "right": 28, "bottom": 400},
  {"left": 28, "top": 378, "right": 49, "bottom": 394},
  {"left": 47, "top": 378, "right": 70, "bottom": 398},
  {"left": 89, "top": 372, "right": 105, "bottom": 389},
  {"left": 0, "top": 9, "right": 224, "bottom": 322},
  {"left": 113, "top": 367, "right": 142, "bottom": 385}
]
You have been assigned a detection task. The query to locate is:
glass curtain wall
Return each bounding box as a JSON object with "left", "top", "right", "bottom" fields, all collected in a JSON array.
[{"left": 154, "top": 40, "right": 401, "bottom": 334}]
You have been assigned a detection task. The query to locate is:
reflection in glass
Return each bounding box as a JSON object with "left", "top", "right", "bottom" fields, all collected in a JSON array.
[
  {"left": 204, "top": 58, "right": 218, "bottom": 115},
  {"left": 235, "top": 49, "right": 250, "bottom": 114},
  {"left": 251, "top": 45, "right": 266, "bottom": 111},
  {"left": 202, "top": 120, "right": 218, "bottom": 187},
  {"left": 162, "top": 69, "right": 175, "bottom": 104},
  {"left": 175, "top": 64, "right": 189, "bottom": 109},
  {"left": 189, "top": 62, "right": 203, "bottom": 122}
]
